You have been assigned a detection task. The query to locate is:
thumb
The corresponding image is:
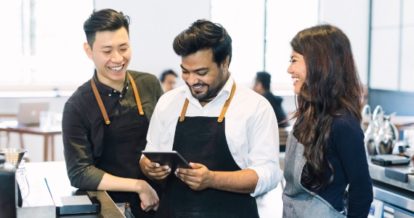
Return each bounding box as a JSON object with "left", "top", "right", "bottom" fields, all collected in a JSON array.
[{"left": 189, "top": 162, "right": 203, "bottom": 169}]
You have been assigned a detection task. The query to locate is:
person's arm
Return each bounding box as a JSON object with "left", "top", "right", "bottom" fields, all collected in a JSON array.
[
  {"left": 62, "top": 99, "right": 105, "bottom": 189},
  {"left": 176, "top": 98, "right": 283, "bottom": 195},
  {"left": 62, "top": 100, "right": 159, "bottom": 210},
  {"left": 97, "top": 174, "right": 159, "bottom": 211},
  {"left": 136, "top": 72, "right": 163, "bottom": 120},
  {"left": 333, "top": 116, "right": 373, "bottom": 217}
]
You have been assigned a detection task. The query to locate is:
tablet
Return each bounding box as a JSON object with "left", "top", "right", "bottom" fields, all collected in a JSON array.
[{"left": 142, "top": 150, "right": 191, "bottom": 169}]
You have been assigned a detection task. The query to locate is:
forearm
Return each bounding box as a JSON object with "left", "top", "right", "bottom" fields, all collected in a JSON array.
[
  {"left": 97, "top": 173, "right": 145, "bottom": 193},
  {"left": 210, "top": 169, "right": 258, "bottom": 193}
]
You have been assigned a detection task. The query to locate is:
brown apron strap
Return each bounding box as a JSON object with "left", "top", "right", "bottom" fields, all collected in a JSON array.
[
  {"left": 217, "top": 83, "right": 236, "bottom": 123},
  {"left": 179, "top": 99, "right": 190, "bottom": 122},
  {"left": 91, "top": 79, "right": 111, "bottom": 125},
  {"left": 127, "top": 73, "right": 145, "bottom": 116},
  {"left": 91, "top": 72, "right": 144, "bottom": 125},
  {"left": 179, "top": 83, "right": 236, "bottom": 123}
]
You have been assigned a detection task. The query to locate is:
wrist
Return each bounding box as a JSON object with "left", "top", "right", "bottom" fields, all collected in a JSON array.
[
  {"left": 208, "top": 170, "right": 216, "bottom": 189},
  {"left": 134, "top": 179, "right": 145, "bottom": 194}
]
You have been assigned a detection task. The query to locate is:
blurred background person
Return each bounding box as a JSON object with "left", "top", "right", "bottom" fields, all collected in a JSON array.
[
  {"left": 253, "top": 71, "right": 289, "bottom": 127},
  {"left": 159, "top": 69, "right": 178, "bottom": 92}
]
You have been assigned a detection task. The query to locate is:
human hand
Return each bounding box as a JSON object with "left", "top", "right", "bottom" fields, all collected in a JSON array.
[
  {"left": 140, "top": 156, "right": 171, "bottom": 180},
  {"left": 135, "top": 180, "right": 159, "bottom": 212},
  {"left": 175, "top": 162, "right": 213, "bottom": 191}
]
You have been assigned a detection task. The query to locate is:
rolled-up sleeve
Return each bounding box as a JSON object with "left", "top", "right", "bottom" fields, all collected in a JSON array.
[
  {"left": 247, "top": 99, "right": 283, "bottom": 197},
  {"left": 62, "top": 100, "right": 105, "bottom": 190}
]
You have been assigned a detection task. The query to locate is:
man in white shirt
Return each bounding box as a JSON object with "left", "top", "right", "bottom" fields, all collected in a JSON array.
[{"left": 140, "top": 19, "right": 282, "bottom": 218}]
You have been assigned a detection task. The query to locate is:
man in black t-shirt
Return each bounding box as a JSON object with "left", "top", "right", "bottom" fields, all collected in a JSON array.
[{"left": 253, "top": 71, "right": 289, "bottom": 128}]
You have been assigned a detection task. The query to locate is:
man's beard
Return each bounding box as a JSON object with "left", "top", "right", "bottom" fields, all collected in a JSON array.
[{"left": 187, "top": 71, "right": 229, "bottom": 103}]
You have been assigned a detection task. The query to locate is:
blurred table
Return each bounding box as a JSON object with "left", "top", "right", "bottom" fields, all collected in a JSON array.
[{"left": 0, "top": 119, "right": 61, "bottom": 161}]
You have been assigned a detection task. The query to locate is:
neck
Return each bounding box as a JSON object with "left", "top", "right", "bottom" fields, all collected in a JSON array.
[
  {"left": 199, "top": 73, "right": 230, "bottom": 107},
  {"left": 96, "top": 73, "right": 125, "bottom": 92}
]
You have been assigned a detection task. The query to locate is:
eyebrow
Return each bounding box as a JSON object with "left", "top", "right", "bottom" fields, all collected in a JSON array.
[
  {"left": 180, "top": 65, "right": 208, "bottom": 73},
  {"left": 101, "top": 43, "right": 129, "bottom": 49}
]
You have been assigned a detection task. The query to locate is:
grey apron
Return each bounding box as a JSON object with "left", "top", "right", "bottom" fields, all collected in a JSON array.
[{"left": 282, "top": 132, "right": 345, "bottom": 218}]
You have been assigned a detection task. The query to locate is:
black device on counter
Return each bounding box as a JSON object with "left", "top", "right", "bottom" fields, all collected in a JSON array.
[
  {"left": 142, "top": 150, "right": 191, "bottom": 170},
  {"left": 371, "top": 154, "right": 411, "bottom": 166},
  {"left": 44, "top": 177, "right": 100, "bottom": 216}
]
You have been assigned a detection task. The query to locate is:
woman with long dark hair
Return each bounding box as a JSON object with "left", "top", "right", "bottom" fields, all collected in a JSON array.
[{"left": 282, "top": 24, "right": 373, "bottom": 217}]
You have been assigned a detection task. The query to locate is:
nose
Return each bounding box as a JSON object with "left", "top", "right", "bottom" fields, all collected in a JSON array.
[
  {"left": 184, "top": 72, "right": 199, "bottom": 85},
  {"left": 111, "top": 51, "right": 123, "bottom": 63},
  {"left": 287, "top": 64, "right": 293, "bottom": 75}
]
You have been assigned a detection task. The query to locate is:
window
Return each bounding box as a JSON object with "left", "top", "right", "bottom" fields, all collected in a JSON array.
[
  {"left": 0, "top": 0, "right": 93, "bottom": 91},
  {"left": 369, "top": 0, "right": 414, "bottom": 91},
  {"left": 211, "top": 0, "right": 318, "bottom": 92}
]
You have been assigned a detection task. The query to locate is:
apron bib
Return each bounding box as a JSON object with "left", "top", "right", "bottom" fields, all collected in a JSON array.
[
  {"left": 282, "top": 132, "right": 345, "bottom": 218},
  {"left": 157, "top": 84, "right": 259, "bottom": 218},
  {"left": 92, "top": 73, "right": 155, "bottom": 218}
]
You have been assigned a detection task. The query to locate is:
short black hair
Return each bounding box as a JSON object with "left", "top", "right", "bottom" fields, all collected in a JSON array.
[
  {"left": 256, "top": 71, "right": 271, "bottom": 91},
  {"left": 160, "top": 69, "right": 178, "bottom": 82},
  {"left": 83, "top": 8, "right": 130, "bottom": 47},
  {"left": 173, "top": 19, "right": 232, "bottom": 65}
]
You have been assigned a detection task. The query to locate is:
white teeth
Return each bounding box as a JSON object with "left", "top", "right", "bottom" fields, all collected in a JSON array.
[{"left": 109, "top": 66, "right": 123, "bottom": 71}]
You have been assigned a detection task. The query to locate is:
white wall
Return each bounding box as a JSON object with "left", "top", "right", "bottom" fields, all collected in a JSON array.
[
  {"left": 319, "top": 0, "right": 370, "bottom": 85},
  {"left": 95, "top": 0, "right": 211, "bottom": 78}
]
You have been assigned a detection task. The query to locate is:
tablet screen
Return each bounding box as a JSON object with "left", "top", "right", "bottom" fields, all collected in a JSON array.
[{"left": 142, "top": 150, "right": 190, "bottom": 169}]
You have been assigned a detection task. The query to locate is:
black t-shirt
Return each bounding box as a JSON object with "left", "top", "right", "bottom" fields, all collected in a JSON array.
[
  {"left": 263, "top": 91, "right": 288, "bottom": 127},
  {"left": 314, "top": 113, "right": 373, "bottom": 217}
]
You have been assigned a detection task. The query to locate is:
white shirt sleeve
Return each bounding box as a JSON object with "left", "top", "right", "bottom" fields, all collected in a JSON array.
[
  {"left": 246, "top": 98, "right": 283, "bottom": 197},
  {"left": 145, "top": 94, "right": 176, "bottom": 152}
]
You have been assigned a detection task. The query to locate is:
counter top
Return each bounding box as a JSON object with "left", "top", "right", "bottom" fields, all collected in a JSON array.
[
  {"left": 369, "top": 160, "right": 414, "bottom": 193},
  {"left": 17, "top": 161, "right": 124, "bottom": 218}
]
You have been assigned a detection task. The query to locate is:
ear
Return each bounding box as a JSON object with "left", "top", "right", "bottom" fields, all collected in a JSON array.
[
  {"left": 83, "top": 42, "right": 93, "bottom": 60},
  {"left": 223, "top": 56, "right": 230, "bottom": 69}
]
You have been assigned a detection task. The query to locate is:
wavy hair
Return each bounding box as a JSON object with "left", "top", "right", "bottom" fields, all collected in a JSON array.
[
  {"left": 290, "top": 24, "right": 363, "bottom": 191},
  {"left": 173, "top": 19, "right": 232, "bottom": 65}
]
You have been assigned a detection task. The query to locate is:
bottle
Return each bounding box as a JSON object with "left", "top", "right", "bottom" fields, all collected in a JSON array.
[
  {"left": 0, "top": 162, "right": 17, "bottom": 218},
  {"left": 363, "top": 105, "right": 377, "bottom": 156},
  {"left": 376, "top": 115, "right": 399, "bottom": 154}
]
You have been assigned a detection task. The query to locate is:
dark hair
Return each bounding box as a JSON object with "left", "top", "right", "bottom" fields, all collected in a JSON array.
[
  {"left": 160, "top": 69, "right": 178, "bottom": 82},
  {"left": 290, "top": 24, "right": 363, "bottom": 191},
  {"left": 256, "top": 71, "right": 271, "bottom": 91},
  {"left": 173, "top": 19, "right": 232, "bottom": 65},
  {"left": 83, "top": 9, "right": 130, "bottom": 47}
]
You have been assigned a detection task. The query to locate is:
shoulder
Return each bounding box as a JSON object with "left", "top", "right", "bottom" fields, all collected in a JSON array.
[
  {"left": 330, "top": 112, "right": 364, "bottom": 149},
  {"left": 128, "top": 70, "right": 159, "bottom": 84},
  {"left": 155, "top": 85, "right": 187, "bottom": 111},
  {"left": 331, "top": 113, "right": 361, "bottom": 133},
  {"left": 66, "top": 80, "right": 93, "bottom": 108},
  {"left": 230, "top": 85, "right": 274, "bottom": 118},
  {"left": 234, "top": 85, "right": 271, "bottom": 108}
]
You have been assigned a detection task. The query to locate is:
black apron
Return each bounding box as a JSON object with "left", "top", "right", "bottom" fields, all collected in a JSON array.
[
  {"left": 156, "top": 83, "right": 259, "bottom": 218},
  {"left": 92, "top": 74, "right": 156, "bottom": 218}
]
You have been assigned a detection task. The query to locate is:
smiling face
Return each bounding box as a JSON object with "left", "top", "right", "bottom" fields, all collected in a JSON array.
[
  {"left": 287, "top": 51, "right": 307, "bottom": 95},
  {"left": 84, "top": 27, "right": 131, "bottom": 90},
  {"left": 181, "top": 49, "right": 229, "bottom": 105}
]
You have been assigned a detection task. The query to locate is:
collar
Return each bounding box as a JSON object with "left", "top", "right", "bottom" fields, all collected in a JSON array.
[
  {"left": 184, "top": 75, "right": 235, "bottom": 107},
  {"left": 92, "top": 70, "right": 130, "bottom": 97}
]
